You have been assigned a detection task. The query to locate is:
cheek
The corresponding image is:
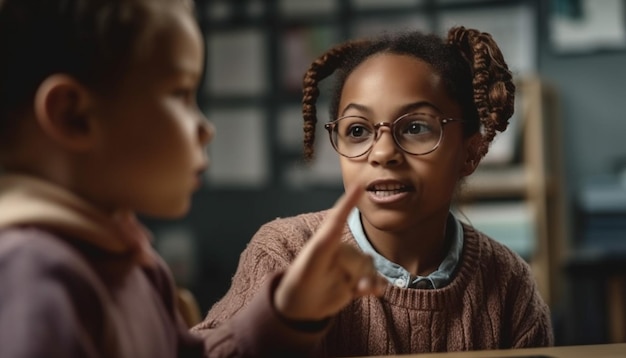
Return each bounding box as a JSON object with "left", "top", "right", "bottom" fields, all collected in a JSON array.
[
  {"left": 412, "top": 153, "right": 463, "bottom": 195},
  {"left": 339, "top": 157, "right": 362, "bottom": 188},
  {"left": 450, "top": 147, "right": 469, "bottom": 179}
]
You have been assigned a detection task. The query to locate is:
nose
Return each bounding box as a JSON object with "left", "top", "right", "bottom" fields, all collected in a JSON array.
[
  {"left": 368, "top": 126, "right": 403, "bottom": 167},
  {"left": 198, "top": 112, "right": 215, "bottom": 146}
]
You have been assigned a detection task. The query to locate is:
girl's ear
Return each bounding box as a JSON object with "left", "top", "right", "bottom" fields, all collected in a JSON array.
[
  {"left": 33, "top": 74, "right": 96, "bottom": 151},
  {"left": 460, "top": 134, "right": 482, "bottom": 177}
]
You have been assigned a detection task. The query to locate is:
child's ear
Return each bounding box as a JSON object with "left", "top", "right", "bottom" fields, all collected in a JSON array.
[
  {"left": 460, "top": 134, "right": 481, "bottom": 177},
  {"left": 33, "top": 74, "right": 95, "bottom": 151}
]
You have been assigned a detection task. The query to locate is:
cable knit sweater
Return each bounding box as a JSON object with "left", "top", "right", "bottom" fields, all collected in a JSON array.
[{"left": 194, "top": 210, "right": 554, "bottom": 357}]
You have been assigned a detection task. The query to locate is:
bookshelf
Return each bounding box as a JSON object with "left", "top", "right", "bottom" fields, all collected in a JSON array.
[
  {"left": 195, "top": 0, "right": 539, "bottom": 189},
  {"left": 459, "top": 76, "right": 567, "bottom": 307}
]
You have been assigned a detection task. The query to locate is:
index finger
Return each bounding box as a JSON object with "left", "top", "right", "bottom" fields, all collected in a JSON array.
[{"left": 307, "top": 183, "right": 364, "bottom": 255}]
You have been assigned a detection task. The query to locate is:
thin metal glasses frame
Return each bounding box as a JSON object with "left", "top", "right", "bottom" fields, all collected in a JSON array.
[{"left": 324, "top": 112, "right": 463, "bottom": 158}]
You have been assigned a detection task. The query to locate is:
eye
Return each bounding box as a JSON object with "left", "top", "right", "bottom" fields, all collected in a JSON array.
[
  {"left": 402, "top": 121, "right": 431, "bottom": 135},
  {"left": 172, "top": 88, "right": 196, "bottom": 103},
  {"left": 403, "top": 121, "right": 430, "bottom": 135},
  {"left": 347, "top": 124, "right": 369, "bottom": 138},
  {"left": 397, "top": 114, "right": 436, "bottom": 137},
  {"left": 336, "top": 117, "right": 373, "bottom": 143}
]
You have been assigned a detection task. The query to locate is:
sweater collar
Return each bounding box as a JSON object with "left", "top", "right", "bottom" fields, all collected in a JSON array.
[
  {"left": 0, "top": 174, "right": 155, "bottom": 266},
  {"left": 348, "top": 208, "right": 463, "bottom": 289}
]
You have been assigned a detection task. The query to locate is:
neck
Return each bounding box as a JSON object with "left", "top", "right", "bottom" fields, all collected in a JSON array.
[
  {"left": 3, "top": 161, "right": 120, "bottom": 217},
  {"left": 362, "top": 212, "right": 450, "bottom": 276}
]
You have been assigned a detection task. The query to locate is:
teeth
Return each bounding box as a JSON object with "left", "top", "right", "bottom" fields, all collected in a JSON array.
[
  {"left": 372, "top": 190, "right": 403, "bottom": 197},
  {"left": 370, "top": 184, "right": 405, "bottom": 191},
  {"left": 368, "top": 184, "right": 408, "bottom": 197}
]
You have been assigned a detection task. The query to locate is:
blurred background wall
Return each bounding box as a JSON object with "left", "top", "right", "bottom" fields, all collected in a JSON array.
[{"left": 145, "top": 0, "right": 626, "bottom": 346}]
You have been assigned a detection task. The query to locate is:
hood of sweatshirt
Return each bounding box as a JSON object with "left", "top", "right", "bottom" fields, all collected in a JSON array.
[{"left": 0, "top": 174, "right": 154, "bottom": 266}]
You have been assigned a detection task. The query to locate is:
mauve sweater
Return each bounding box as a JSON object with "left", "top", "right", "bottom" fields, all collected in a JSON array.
[
  {"left": 0, "top": 175, "right": 328, "bottom": 358},
  {"left": 194, "top": 210, "right": 554, "bottom": 357}
]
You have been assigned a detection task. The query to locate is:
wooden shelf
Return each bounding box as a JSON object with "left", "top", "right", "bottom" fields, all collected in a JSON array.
[
  {"left": 461, "top": 165, "right": 527, "bottom": 199},
  {"left": 459, "top": 77, "right": 566, "bottom": 307}
]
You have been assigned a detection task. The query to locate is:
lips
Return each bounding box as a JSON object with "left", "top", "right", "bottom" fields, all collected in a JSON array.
[
  {"left": 193, "top": 164, "right": 208, "bottom": 189},
  {"left": 366, "top": 180, "right": 414, "bottom": 201}
]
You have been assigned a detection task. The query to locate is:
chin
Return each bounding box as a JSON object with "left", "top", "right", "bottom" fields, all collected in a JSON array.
[
  {"left": 362, "top": 210, "right": 415, "bottom": 232},
  {"left": 140, "top": 201, "right": 191, "bottom": 219}
]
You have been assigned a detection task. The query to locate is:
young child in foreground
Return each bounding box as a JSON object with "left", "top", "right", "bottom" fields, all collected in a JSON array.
[
  {"left": 194, "top": 27, "right": 554, "bottom": 356},
  {"left": 0, "top": 0, "right": 385, "bottom": 357}
]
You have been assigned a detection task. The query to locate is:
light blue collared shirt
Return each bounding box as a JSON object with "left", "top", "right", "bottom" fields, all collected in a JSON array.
[{"left": 348, "top": 208, "right": 463, "bottom": 289}]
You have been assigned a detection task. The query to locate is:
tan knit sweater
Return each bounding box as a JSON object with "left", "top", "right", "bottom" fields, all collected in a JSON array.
[{"left": 194, "top": 210, "right": 554, "bottom": 357}]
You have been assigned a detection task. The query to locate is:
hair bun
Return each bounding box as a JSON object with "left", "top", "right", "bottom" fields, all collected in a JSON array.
[{"left": 447, "top": 26, "right": 515, "bottom": 160}]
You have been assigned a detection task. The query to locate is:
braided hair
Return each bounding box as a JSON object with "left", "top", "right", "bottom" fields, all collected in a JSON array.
[{"left": 301, "top": 26, "right": 515, "bottom": 163}]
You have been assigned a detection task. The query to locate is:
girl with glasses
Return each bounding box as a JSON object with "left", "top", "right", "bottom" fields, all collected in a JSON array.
[{"left": 194, "top": 27, "right": 553, "bottom": 356}]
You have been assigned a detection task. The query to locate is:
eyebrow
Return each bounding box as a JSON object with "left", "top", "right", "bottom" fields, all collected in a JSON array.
[
  {"left": 170, "top": 67, "right": 202, "bottom": 80},
  {"left": 341, "top": 103, "right": 373, "bottom": 116},
  {"left": 340, "top": 101, "right": 443, "bottom": 118}
]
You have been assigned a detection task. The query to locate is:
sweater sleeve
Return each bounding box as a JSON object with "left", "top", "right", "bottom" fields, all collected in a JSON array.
[
  {"left": 193, "top": 223, "right": 295, "bottom": 331},
  {"left": 192, "top": 219, "right": 327, "bottom": 356},
  {"left": 0, "top": 236, "right": 102, "bottom": 358},
  {"left": 508, "top": 260, "right": 555, "bottom": 348},
  {"left": 474, "top": 227, "right": 555, "bottom": 350},
  {"left": 196, "top": 272, "right": 329, "bottom": 357}
]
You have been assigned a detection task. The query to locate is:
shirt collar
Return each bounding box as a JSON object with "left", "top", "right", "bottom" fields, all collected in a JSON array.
[{"left": 348, "top": 208, "right": 463, "bottom": 289}]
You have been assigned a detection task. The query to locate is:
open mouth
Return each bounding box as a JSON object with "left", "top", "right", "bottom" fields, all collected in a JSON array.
[{"left": 366, "top": 183, "right": 413, "bottom": 197}]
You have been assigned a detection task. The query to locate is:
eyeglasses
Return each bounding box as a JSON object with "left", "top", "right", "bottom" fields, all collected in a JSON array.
[{"left": 324, "top": 112, "right": 463, "bottom": 158}]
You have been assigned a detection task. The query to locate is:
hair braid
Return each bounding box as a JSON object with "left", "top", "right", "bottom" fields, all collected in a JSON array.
[
  {"left": 447, "top": 26, "right": 515, "bottom": 160},
  {"left": 301, "top": 40, "right": 368, "bottom": 161}
]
